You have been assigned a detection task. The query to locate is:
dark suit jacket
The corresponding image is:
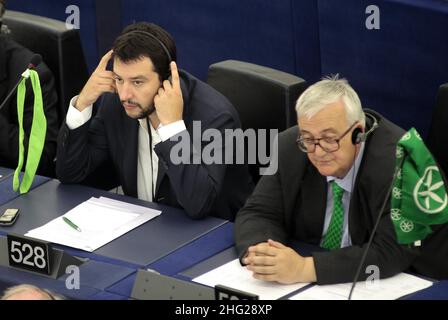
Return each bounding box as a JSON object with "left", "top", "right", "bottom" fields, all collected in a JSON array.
[
  {"left": 56, "top": 70, "right": 253, "bottom": 221},
  {"left": 235, "top": 110, "right": 448, "bottom": 284},
  {"left": 0, "top": 36, "right": 58, "bottom": 176}
]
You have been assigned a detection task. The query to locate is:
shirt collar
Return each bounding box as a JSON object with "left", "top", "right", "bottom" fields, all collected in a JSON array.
[
  {"left": 326, "top": 142, "right": 365, "bottom": 193},
  {"left": 138, "top": 118, "right": 162, "bottom": 132}
]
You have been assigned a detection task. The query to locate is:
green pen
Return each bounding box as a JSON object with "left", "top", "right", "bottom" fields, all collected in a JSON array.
[{"left": 63, "top": 216, "right": 82, "bottom": 232}]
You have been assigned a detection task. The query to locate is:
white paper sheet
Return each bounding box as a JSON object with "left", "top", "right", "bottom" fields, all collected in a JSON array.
[
  {"left": 289, "top": 272, "right": 433, "bottom": 300},
  {"left": 193, "top": 259, "right": 309, "bottom": 300},
  {"left": 25, "top": 197, "right": 161, "bottom": 252}
]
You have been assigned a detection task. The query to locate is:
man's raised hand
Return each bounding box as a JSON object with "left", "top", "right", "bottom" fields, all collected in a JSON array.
[{"left": 75, "top": 50, "right": 116, "bottom": 110}]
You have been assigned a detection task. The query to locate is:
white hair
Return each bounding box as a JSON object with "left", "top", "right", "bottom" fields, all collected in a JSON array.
[
  {"left": 295, "top": 75, "right": 365, "bottom": 127},
  {"left": 1, "top": 284, "right": 64, "bottom": 300}
]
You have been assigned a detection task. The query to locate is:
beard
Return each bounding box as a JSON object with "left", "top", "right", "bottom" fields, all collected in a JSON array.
[{"left": 121, "top": 100, "right": 156, "bottom": 119}]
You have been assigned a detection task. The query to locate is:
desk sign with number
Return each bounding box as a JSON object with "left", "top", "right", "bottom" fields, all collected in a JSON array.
[
  {"left": 7, "top": 234, "right": 52, "bottom": 275},
  {"left": 215, "top": 284, "right": 259, "bottom": 300}
]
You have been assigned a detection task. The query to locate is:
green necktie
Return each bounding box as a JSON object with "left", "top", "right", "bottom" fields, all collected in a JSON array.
[
  {"left": 13, "top": 69, "right": 47, "bottom": 194},
  {"left": 322, "top": 181, "right": 345, "bottom": 250}
]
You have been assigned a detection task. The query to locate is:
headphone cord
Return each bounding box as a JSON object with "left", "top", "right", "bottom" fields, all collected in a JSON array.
[
  {"left": 146, "top": 117, "right": 156, "bottom": 201},
  {"left": 363, "top": 112, "right": 379, "bottom": 139},
  {"left": 347, "top": 138, "right": 361, "bottom": 299}
]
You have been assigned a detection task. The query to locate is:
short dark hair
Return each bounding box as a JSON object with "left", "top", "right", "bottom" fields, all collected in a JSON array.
[{"left": 112, "top": 22, "right": 177, "bottom": 81}]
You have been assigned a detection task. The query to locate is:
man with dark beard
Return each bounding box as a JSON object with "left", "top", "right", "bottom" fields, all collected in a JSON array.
[{"left": 56, "top": 22, "right": 253, "bottom": 220}]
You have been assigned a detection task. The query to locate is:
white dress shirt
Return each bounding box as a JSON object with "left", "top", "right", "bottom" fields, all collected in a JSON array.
[{"left": 66, "top": 96, "right": 186, "bottom": 201}]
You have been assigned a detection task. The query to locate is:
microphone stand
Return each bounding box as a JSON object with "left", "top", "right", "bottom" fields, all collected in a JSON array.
[{"left": 348, "top": 155, "right": 405, "bottom": 300}]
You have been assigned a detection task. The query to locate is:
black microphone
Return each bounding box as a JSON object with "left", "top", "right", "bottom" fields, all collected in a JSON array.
[
  {"left": 348, "top": 155, "right": 405, "bottom": 300},
  {"left": 0, "top": 53, "right": 42, "bottom": 111},
  {"left": 28, "top": 53, "right": 42, "bottom": 69}
]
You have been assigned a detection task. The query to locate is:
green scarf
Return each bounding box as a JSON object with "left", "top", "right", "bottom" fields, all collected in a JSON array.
[
  {"left": 13, "top": 69, "right": 47, "bottom": 194},
  {"left": 391, "top": 128, "right": 448, "bottom": 244}
]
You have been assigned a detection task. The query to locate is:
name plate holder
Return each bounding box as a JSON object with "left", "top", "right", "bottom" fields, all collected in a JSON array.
[
  {"left": 0, "top": 233, "right": 85, "bottom": 279},
  {"left": 131, "top": 269, "right": 259, "bottom": 300},
  {"left": 132, "top": 269, "right": 215, "bottom": 300}
]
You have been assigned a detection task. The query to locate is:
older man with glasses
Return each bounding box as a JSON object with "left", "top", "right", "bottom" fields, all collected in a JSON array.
[{"left": 234, "top": 75, "right": 436, "bottom": 285}]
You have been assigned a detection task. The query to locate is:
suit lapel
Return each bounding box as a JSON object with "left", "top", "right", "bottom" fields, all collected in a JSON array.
[
  {"left": 348, "top": 135, "right": 382, "bottom": 245},
  {"left": 348, "top": 183, "right": 367, "bottom": 244},
  {"left": 123, "top": 118, "right": 139, "bottom": 198},
  {"left": 300, "top": 165, "right": 328, "bottom": 242},
  {"left": 155, "top": 159, "right": 166, "bottom": 198}
]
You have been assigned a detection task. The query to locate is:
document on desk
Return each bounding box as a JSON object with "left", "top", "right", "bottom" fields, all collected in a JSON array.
[
  {"left": 25, "top": 196, "right": 161, "bottom": 252},
  {"left": 289, "top": 273, "right": 433, "bottom": 300},
  {"left": 192, "top": 259, "right": 308, "bottom": 300}
]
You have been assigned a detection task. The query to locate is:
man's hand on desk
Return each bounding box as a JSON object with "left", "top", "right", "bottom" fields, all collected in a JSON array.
[{"left": 243, "top": 239, "right": 317, "bottom": 284}]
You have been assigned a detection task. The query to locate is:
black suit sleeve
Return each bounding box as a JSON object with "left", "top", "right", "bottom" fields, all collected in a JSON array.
[
  {"left": 154, "top": 112, "right": 242, "bottom": 219},
  {"left": 56, "top": 108, "right": 109, "bottom": 183},
  {"left": 234, "top": 166, "right": 288, "bottom": 261},
  {"left": 0, "top": 62, "right": 58, "bottom": 177}
]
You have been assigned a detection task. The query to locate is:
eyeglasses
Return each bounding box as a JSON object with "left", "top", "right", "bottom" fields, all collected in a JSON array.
[{"left": 296, "top": 122, "right": 358, "bottom": 153}]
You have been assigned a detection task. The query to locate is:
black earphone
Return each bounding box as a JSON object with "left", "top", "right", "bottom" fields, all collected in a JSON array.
[
  {"left": 351, "top": 112, "right": 379, "bottom": 145},
  {"left": 124, "top": 30, "right": 173, "bottom": 80}
]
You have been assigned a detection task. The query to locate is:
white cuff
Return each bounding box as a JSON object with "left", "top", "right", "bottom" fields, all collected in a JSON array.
[
  {"left": 66, "top": 96, "right": 93, "bottom": 130},
  {"left": 158, "top": 120, "right": 187, "bottom": 142}
]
